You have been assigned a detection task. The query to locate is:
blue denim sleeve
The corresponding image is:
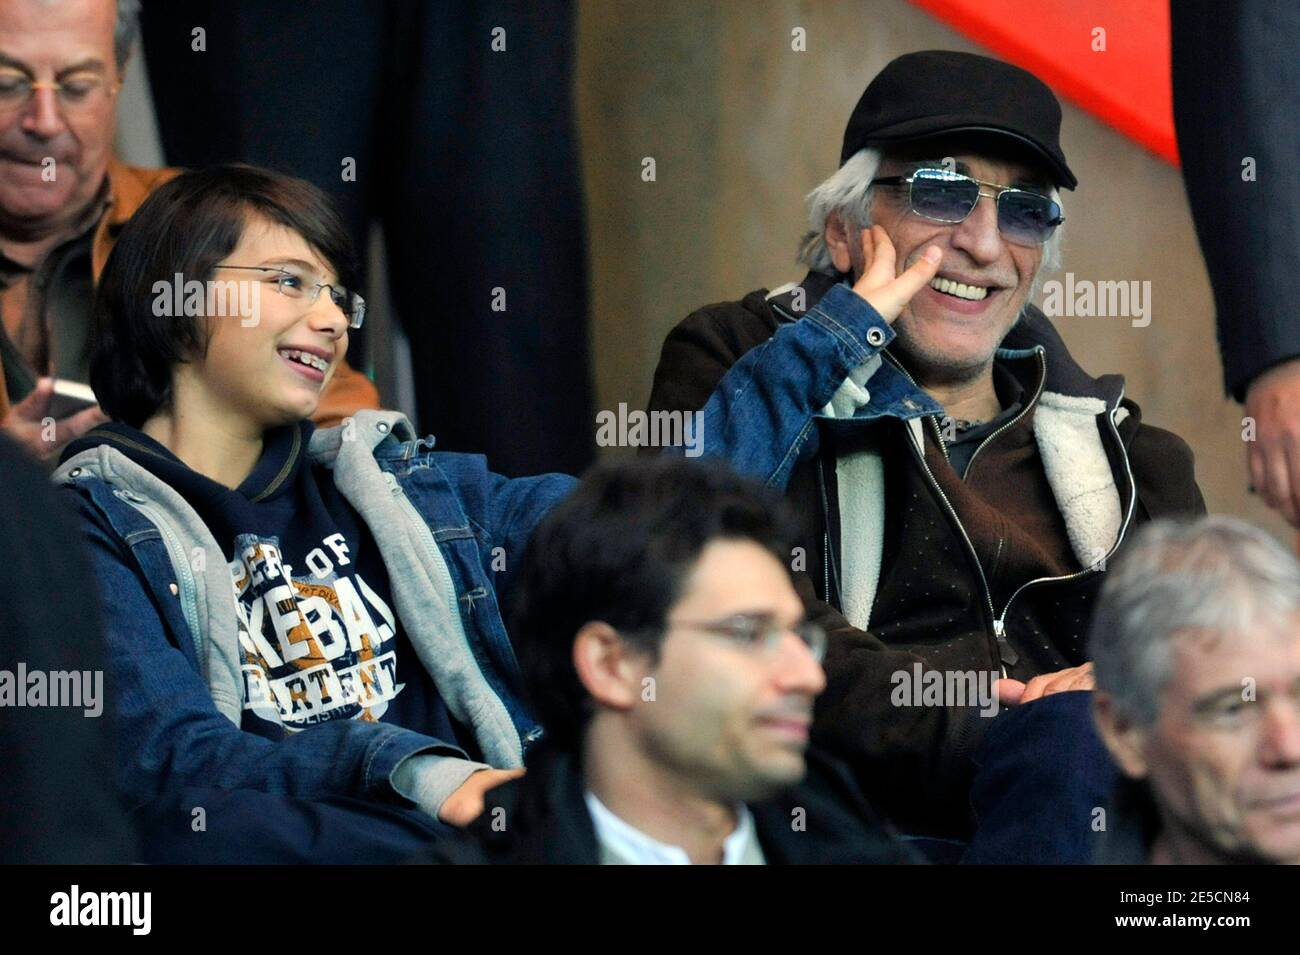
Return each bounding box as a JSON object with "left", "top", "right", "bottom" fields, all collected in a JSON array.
[
  {"left": 70, "top": 493, "right": 471, "bottom": 811},
  {"left": 673, "top": 283, "right": 894, "bottom": 489},
  {"left": 441, "top": 286, "right": 890, "bottom": 589},
  {"left": 477, "top": 469, "right": 579, "bottom": 607}
]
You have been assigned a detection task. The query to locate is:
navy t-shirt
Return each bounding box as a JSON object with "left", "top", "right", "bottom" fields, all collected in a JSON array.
[{"left": 82, "top": 421, "right": 482, "bottom": 761}]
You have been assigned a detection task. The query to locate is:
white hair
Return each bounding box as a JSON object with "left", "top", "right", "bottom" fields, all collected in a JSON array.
[
  {"left": 797, "top": 147, "right": 1064, "bottom": 288},
  {"left": 797, "top": 148, "right": 882, "bottom": 275},
  {"left": 1090, "top": 516, "right": 1300, "bottom": 726}
]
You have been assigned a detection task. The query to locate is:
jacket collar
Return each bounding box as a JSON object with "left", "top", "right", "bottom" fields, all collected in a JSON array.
[
  {"left": 306, "top": 408, "right": 418, "bottom": 466},
  {"left": 103, "top": 157, "right": 154, "bottom": 233},
  {"left": 92, "top": 160, "right": 181, "bottom": 280}
]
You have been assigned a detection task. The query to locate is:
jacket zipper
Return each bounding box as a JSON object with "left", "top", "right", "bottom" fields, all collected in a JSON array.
[
  {"left": 987, "top": 383, "right": 1139, "bottom": 638},
  {"left": 885, "top": 355, "right": 1006, "bottom": 673},
  {"left": 903, "top": 427, "right": 1008, "bottom": 674},
  {"left": 816, "top": 456, "right": 835, "bottom": 605},
  {"left": 889, "top": 351, "right": 1139, "bottom": 673},
  {"left": 822, "top": 530, "right": 832, "bottom": 605},
  {"left": 960, "top": 348, "right": 1047, "bottom": 480}
]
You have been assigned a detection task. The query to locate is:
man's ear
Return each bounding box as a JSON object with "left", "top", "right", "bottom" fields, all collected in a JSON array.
[
  {"left": 824, "top": 211, "right": 859, "bottom": 276},
  {"left": 1093, "top": 691, "right": 1151, "bottom": 780},
  {"left": 572, "top": 621, "right": 646, "bottom": 715}
]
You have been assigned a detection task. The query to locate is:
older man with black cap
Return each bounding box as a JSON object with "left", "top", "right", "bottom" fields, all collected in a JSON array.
[{"left": 647, "top": 50, "right": 1205, "bottom": 860}]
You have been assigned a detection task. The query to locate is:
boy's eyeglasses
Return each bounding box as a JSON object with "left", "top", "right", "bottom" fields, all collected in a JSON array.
[
  {"left": 219, "top": 265, "right": 366, "bottom": 329},
  {"left": 870, "top": 167, "right": 1063, "bottom": 246}
]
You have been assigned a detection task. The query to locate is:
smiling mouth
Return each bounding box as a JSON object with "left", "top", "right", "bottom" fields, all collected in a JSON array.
[
  {"left": 929, "top": 276, "right": 991, "bottom": 301},
  {"left": 1251, "top": 790, "right": 1300, "bottom": 813},
  {"left": 759, "top": 716, "right": 811, "bottom": 737},
  {"left": 278, "top": 347, "right": 329, "bottom": 373}
]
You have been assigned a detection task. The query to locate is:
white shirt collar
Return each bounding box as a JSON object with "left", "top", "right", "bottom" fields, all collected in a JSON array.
[{"left": 584, "top": 791, "right": 758, "bottom": 865}]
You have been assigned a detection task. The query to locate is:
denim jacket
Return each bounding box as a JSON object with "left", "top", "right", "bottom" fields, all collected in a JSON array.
[{"left": 53, "top": 283, "right": 896, "bottom": 818}]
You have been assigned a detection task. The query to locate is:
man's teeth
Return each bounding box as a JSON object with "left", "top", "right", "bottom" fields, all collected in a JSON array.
[
  {"left": 929, "top": 277, "right": 990, "bottom": 301},
  {"left": 280, "top": 348, "right": 328, "bottom": 372}
]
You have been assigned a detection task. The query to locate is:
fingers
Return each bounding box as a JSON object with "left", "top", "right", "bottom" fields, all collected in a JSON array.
[
  {"left": 858, "top": 226, "right": 895, "bottom": 290},
  {"left": 1283, "top": 438, "right": 1300, "bottom": 528},
  {"left": 851, "top": 226, "right": 943, "bottom": 324},
  {"left": 10, "top": 377, "right": 54, "bottom": 421},
  {"left": 874, "top": 243, "right": 942, "bottom": 316},
  {"left": 1246, "top": 441, "right": 1266, "bottom": 501},
  {"left": 480, "top": 768, "right": 525, "bottom": 797},
  {"left": 57, "top": 404, "right": 108, "bottom": 445},
  {"left": 1059, "top": 663, "right": 1095, "bottom": 693},
  {"left": 438, "top": 795, "right": 483, "bottom": 828},
  {"left": 1261, "top": 438, "right": 1300, "bottom": 525},
  {"left": 1017, "top": 675, "right": 1050, "bottom": 706},
  {"left": 996, "top": 678, "right": 1027, "bottom": 706},
  {"left": 1244, "top": 370, "right": 1300, "bottom": 527},
  {"left": 1016, "top": 664, "right": 1095, "bottom": 706}
]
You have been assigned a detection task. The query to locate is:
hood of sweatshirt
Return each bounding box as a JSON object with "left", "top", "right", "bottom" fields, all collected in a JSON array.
[{"left": 62, "top": 421, "right": 312, "bottom": 556}]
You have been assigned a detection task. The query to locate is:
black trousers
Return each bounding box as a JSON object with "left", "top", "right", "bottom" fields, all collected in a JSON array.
[{"left": 141, "top": 0, "right": 594, "bottom": 476}]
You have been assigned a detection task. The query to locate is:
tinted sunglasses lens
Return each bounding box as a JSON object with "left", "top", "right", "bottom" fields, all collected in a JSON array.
[
  {"left": 909, "top": 171, "right": 979, "bottom": 222},
  {"left": 998, "top": 190, "right": 1061, "bottom": 245}
]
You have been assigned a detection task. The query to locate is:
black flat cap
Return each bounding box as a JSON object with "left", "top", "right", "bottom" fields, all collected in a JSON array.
[{"left": 840, "top": 50, "right": 1077, "bottom": 189}]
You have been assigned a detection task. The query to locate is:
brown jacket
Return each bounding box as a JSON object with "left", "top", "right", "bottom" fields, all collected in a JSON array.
[
  {"left": 0, "top": 159, "right": 380, "bottom": 426},
  {"left": 647, "top": 271, "right": 1206, "bottom": 836}
]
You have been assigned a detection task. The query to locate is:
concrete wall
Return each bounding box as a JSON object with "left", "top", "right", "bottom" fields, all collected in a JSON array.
[{"left": 576, "top": 0, "right": 1286, "bottom": 541}]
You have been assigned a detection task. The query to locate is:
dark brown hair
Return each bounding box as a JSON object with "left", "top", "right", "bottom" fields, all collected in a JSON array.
[{"left": 90, "top": 164, "right": 358, "bottom": 427}]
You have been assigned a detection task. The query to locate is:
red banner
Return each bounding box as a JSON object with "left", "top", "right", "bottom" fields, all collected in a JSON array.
[{"left": 910, "top": 0, "right": 1177, "bottom": 165}]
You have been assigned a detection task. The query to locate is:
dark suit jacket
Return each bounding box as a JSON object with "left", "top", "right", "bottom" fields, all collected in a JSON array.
[
  {"left": 1172, "top": 1, "right": 1300, "bottom": 399},
  {"left": 419, "top": 743, "right": 917, "bottom": 865}
]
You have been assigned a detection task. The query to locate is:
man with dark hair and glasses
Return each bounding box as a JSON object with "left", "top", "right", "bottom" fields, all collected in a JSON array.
[
  {"left": 647, "top": 51, "right": 1204, "bottom": 859},
  {"left": 424, "top": 456, "right": 914, "bottom": 865}
]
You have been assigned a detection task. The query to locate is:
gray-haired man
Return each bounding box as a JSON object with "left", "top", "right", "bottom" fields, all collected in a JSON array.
[{"left": 1092, "top": 517, "right": 1300, "bottom": 864}]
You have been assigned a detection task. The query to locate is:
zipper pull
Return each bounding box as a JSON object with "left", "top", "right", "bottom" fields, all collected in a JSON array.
[{"left": 992, "top": 618, "right": 1019, "bottom": 667}]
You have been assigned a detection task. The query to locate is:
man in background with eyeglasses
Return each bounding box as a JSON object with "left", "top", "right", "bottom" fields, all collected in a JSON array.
[
  {"left": 647, "top": 51, "right": 1205, "bottom": 860},
  {"left": 0, "top": 0, "right": 378, "bottom": 462},
  {"left": 424, "top": 456, "right": 914, "bottom": 865}
]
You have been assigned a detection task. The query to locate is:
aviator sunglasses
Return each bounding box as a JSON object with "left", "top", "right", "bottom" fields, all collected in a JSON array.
[{"left": 870, "top": 167, "right": 1063, "bottom": 246}]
